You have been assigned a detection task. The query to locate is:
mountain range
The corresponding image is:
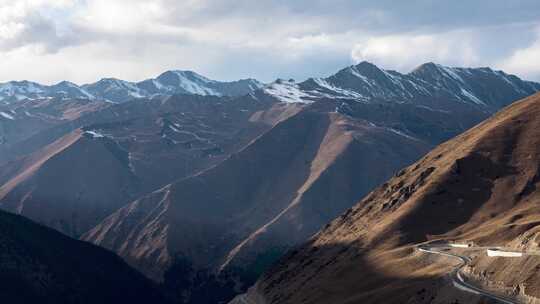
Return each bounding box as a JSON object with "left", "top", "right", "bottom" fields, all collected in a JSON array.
[
  {"left": 1, "top": 61, "right": 539, "bottom": 303},
  {"left": 2, "top": 61, "right": 538, "bottom": 109},
  {"left": 263, "top": 62, "right": 540, "bottom": 109},
  {"left": 0, "top": 71, "right": 263, "bottom": 104}
]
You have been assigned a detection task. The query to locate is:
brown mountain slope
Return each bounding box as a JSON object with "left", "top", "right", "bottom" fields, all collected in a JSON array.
[
  {"left": 83, "top": 103, "right": 430, "bottom": 303},
  {"left": 1, "top": 95, "right": 276, "bottom": 190},
  {"left": 0, "top": 95, "right": 286, "bottom": 237},
  {"left": 238, "top": 92, "right": 540, "bottom": 303},
  {"left": 0, "top": 97, "right": 108, "bottom": 152},
  {"left": 0, "top": 209, "right": 169, "bottom": 304},
  {"left": 0, "top": 129, "right": 139, "bottom": 236},
  {"left": 0, "top": 129, "right": 81, "bottom": 194}
]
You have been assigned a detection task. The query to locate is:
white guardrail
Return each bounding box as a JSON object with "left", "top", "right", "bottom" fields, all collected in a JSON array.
[
  {"left": 449, "top": 243, "right": 472, "bottom": 248},
  {"left": 486, "top": 249, "right": 523, "bottom": 258}
]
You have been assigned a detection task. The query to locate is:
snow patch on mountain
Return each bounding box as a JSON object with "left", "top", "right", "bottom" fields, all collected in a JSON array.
[
  {"left": 264, "top": 80, "right": 313, "bottom": 104},
  {"left": 169, "top": 124, "right": 181, "bottom": 133},
  {"left": 0, "top": 111, "right": 15, "bottom": 120},
  {"left": 415, "top": 105, "right": 451, "bottom": 113},
  {"left": 346, "top": 66, "right": 375, "bottom": 86},
  {"left": 438, "top": 65, "right": 465, "bottom": 83},
  {"left": 310, "top": 78, "right": 368, "bottom": 100},
  {"left": 386, "top": 128, "right": 420, "bottom": 141},
  {"left": 459, "top": 88, "right": 485, "bottom": 105},
  {"left": 83, "top": 130, "right": 105, "bottom": 138},
  {"left": 161, "top": 71, "right": 219, "bottom": 96}
]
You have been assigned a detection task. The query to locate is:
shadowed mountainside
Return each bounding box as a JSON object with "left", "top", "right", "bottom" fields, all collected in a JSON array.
[
  {"left": 0, "top": 94, "right": 282, "bottom": 237},
  {"left": 83, "top": 102, "right": 430, "bottom": 303},
  {"left": 0, "top": 209, "right": 169, "bottom": 304}
]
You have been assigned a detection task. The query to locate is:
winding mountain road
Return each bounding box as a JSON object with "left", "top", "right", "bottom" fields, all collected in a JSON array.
[
  {"left": 232, "top": 243, "right": 529, "bottom": 304},
  {"left": 418, "top": 244, "right": 519, "bottom": 304}
]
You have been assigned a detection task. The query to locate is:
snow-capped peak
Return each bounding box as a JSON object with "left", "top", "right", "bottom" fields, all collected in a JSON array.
[
  {"left": 161, "top": 70, "right": 215, "bottom": 84},
  {"left": 156, "top": 70, "right": 219, "bottom": 95}
]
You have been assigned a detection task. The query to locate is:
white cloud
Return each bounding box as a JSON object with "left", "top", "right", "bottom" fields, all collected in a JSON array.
[
  {"left": 0, "top": 0, "right": 76, "bottom": 52},
  {"left": 0, "top": 1, "right": 539, "bottom": 84},
  {"left": 498, "top": 29, "right": 540, "bottom": 80},
  {"left": 350, "top": 31, "right": 480, "bottom": 72},
  {"left": 73, "top": 0, "right": 167, "bottom": 33}
]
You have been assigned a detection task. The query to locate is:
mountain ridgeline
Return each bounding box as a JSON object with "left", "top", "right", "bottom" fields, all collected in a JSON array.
[{"left": 264, "top": 61, "right": 540, "bottom": 109}]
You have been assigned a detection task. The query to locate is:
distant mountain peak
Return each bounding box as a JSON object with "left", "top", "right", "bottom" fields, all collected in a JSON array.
[
  {"left": 411, "top": 61, "right": 439, "bottom": 73},
  {"left": 334, "top": 61, "right": 387, "bottom": 82},
  {"left": 411, "top": 62, "right": 495, "bottom": 79},
  {"left": 93, "top": 78, "right": 132, "bottom": 85},
  {"left": 157, "top": 70, "right": 212, "bottom": 83},
  {"left": 54, "top": 80, "right": 78, "bottom": 87},
  {"left": 354, "top": 60, "right": 381, "bottom": 71}
]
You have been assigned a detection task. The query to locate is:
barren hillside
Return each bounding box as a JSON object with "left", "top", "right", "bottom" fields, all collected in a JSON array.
[{"left": 240, "top": 92, "right": 540, "bottom": 304}]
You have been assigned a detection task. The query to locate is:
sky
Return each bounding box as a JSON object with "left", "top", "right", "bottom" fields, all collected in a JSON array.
[{"left": 0, "top": 0, "right": 539, "bottom": 84}]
